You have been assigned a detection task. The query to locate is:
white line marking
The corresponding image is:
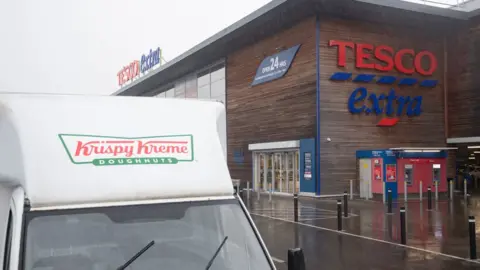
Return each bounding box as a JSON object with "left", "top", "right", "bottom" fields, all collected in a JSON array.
[
  {"left": 299, "top": 217, "right": 338, "bottom": 221},
  {"left": 251, "top": 213, "right": 480, "bottom": 265},
  {"left": 271, "top": 256, "right": 285, "bottom": 263}
]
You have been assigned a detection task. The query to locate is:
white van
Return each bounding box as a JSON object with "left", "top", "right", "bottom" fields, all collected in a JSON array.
[{"left": 0, "top": 94, "right": 276, "bottom": 270}]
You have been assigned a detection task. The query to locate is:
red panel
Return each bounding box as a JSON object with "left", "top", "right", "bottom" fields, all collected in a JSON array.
[{"left": 396, "top": 158, "right": 447, "bottom": 194}]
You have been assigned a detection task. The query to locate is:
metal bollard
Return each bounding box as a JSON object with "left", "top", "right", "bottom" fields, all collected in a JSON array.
[
  {"left": 464, "top": 179, "right": 467, "bottom": 198},
  {"left": 288, "top": 248, "right": 306, "bottom": 270},
  {"left": 420, "top": 181, "right": 423, "bottom": 201},
  {"left": 294, "top": 193, "right": 299, "bottom": 222},
  {"left": 269, "top": 184, "right": 272, "bottom": 202},
  {"left": 343, "top": 191, "right": 348, "bottom": 218},
  {"left": 467, "top": 194, "right": 471, "bottom": 206},
  {"left": 337, "top": 200, "right": 342, "bottom": 231},
  {"left": 350, "top": 180, "right": 353, "bottom": 200},
  {"left": 404, "top": 181, "right": 408, "bottom": 202},
  {"left": 383, "top": 181, "right": 386, "bottom": 204},
  {"left": 449, "top": 179, "right": 454, "bottom": 200},
  {"left": 387, "top": 189, "right": 392, "bottom": 214},
  {"left": 427, "top": 187, "right": 432, "bottom": 211},
  {"left": 400, "top": 207, "right": 406, "bottom": 245},
  {"left": 435, "top": 181, "right": 438, "bottom": 201},
  {"left": 469, "top": 216, "right": 477, "bottom": 260},
  {"left": 247, "top": 181, "right": 250, "bottom": 200}
]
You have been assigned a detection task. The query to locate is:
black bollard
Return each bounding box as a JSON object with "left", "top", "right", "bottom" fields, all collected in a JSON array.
[
  {"left": 337, "top": 199, "right": 342, "bottom": 231},
  {"left": 343, "top": 191, "right": 348, "bottom": 218},
  {"left": 447, "top": 179, "right": 451, "bottom": 199},
  {"left": 427, "top": 186, "right": 432, "bottom": 211},
  {"left": 400, "top": 207, "right": 406, "bottom": 245},
  {"left": 294, "top": 193, "right": 299, "bottom": 222},
  {"left": 469, "top": 216, "right": 477, "bottom": 260},
  {"left": 288, "top": 248, "right": 306, "bottom": 270},
  {"left": 387, "top": 189, "right": 392, "bottom": 214}
]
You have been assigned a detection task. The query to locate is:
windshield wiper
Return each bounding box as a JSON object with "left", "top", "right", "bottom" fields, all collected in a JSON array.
[
  {"left": 205, "top": 236, "right": 228, "bottom": 270},
  {"left": 117, "top": 240, "right": 155, "bottom": 270}
]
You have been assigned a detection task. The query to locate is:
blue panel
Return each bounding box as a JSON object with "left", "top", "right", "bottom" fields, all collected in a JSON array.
[
  {"left": 300, "top": 138, "right": 316, "bottom": 194},
  {"left": 315, "top": 15, "right": 321, "bottom": 195},
  {"left": 398, "top": 77, "right": 418, "bottom": 86},
  {"left": 355, "top": 149, "right": 394, "bottom": 158},
  {"left": 353, "top": 74, "right": 375, "bottom": 83},
  {"left": 419, "top": 79, "right": 438, "bottom": 88},
  {"left": 252, "top": 44, "right": 301, "bottom": 86},
  {"left": 233, "top": 149, "right": 244, "bottom": 164},
  {"left": 383, "top": 155, "right": 398, "bottom": 200},
  {"left": 330, "top": 72, "right": 352, "bottom": 81},
  {"left": 377, "top": 76, "right": 397, "bottom": 84}
]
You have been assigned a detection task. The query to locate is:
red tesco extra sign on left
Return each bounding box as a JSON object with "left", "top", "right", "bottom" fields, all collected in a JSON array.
[
  {"left": 117, "top": 60, "right": 140, "bottom": 87},
  {"left": 328, "top": 40, "right": 438, "bottom": 76}
]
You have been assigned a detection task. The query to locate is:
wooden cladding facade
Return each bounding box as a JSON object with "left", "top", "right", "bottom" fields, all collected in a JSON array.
[
  {"left": 318, "top": 18, "right": 447, "bottom": 194},
  {"left": 226, "top": 18, "right": 317, "bottom": 183},
  {"left": 447, "top": 18, "right": 480, "bottom": 138},
  {"left": 226, "top": 16, "right": 450, "bottom": 194}
]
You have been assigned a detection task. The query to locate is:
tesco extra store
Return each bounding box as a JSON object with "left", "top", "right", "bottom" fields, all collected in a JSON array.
[{"left": 114, "top": 0, "right": 480, "bottom": 199}]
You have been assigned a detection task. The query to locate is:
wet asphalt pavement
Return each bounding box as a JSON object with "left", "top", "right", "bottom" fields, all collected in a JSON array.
[{"left": 243, "top": 192, "right": 480, "bottom": 269}]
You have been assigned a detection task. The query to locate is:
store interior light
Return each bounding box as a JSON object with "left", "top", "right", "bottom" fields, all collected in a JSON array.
[
  {"left": 470, "top": 157, "right": 476, "bottom": 160},
  {"left": 475, "top": 151, "right": 480, "bottom": 154},
  {"left": 404, "top": 150, "right": 440, "bottom": 153},
  {"left": 468, "top": 146, "right": 480, "bottom": 149}
]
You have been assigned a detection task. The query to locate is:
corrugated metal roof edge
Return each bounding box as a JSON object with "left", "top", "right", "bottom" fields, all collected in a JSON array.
[{"left": 112, "top": 0, "right": 477, "bottom": 96}]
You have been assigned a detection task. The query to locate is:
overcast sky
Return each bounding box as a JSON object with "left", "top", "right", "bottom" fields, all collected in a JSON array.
[{"left": 0, "top": 0, "right": 271, "bottom": 95}]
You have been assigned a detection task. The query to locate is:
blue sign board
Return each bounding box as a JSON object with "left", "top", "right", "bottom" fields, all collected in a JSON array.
[
  {"left": 251, "top": 44, "right": 301, "bottom": 86},
  {"left": 140, "top": 47, "right": 161, "bottom": 74},
  {"left": 233, "top": 149, "right": 244, "bottom": 164}
]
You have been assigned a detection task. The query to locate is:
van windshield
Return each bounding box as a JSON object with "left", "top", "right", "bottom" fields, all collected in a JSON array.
[{"left": 22, "top": 199, "right": 273, "bottom": 270}]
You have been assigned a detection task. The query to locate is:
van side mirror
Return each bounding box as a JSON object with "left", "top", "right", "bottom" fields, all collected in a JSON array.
[{"left": 287, "top": 248, "right": 306, "bottom": 270}]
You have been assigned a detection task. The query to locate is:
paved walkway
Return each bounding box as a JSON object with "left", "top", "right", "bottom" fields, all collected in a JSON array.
[{"left": 242, "top": 192, "right": 480, "bottom": 269}]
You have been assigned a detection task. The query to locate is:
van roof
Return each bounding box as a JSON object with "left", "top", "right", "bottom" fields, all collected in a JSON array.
[{"left": 0, "top": 93, "right": 232, "bottom": 208}]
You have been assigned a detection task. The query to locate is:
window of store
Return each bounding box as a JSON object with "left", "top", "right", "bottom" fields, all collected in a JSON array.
[
  {"left": 165, "top": 88, "right": 175, "bottom": 98},
  {"left": 185, "top": 75, "right": 198, "bottom": 99},
  {"left": 197, "top": 69, "right": 211, "bottom": 99},
  {"left": 175, "top": 80, "right": 186, "bottom": 98},
  {"left": 152, "top": 60, "right": 225, "bottom": 102}
]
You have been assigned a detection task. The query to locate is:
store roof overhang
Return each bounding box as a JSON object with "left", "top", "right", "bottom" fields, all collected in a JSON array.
[{"left": 113, "top": 0, "right": 466, "bottom": 97}]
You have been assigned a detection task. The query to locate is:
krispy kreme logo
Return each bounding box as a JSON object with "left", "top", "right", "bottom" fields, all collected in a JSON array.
[{"left": 59, "top": 134, "right": 194, "bottom": 166}]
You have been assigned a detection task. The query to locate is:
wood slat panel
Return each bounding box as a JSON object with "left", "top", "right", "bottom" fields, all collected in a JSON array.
[
  {"left": 447, "top": 18, "right": 480, "bottom": 138},
  {"left": 226, "top": 17, "right": 317, "bottom": 184},
  {"left": 226, "top": 16, "right": 453, "bottom": 194},
  {"left": 319, "top": 18, "right": 448, "bottom": 194}
]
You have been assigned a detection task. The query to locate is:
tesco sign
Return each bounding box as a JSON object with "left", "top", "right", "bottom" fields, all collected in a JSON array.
[
  {"left": 329, "top": 40, "right": 438, "bottom": 75},
  {"left": 328, "top": 40, "right": 438, "bottom": 127},
  {"left": 117, "top": 47, "right": 162, "bottom": 87}
]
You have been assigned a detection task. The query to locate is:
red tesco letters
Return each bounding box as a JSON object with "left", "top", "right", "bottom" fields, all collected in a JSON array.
[
  {"left": 328, "top": 40, "right": 437, "bottom": 76},
  {"left": 117, "top": 60, "right": 140, "bottom": 87}
]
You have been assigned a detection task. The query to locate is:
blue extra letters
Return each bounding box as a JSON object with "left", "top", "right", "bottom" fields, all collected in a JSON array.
[
  {"left": 347, "top": 87, "right": 422, "bottom": 117},
  {"left": 140, "top": 47, "right": 161, "bottom": 74}
]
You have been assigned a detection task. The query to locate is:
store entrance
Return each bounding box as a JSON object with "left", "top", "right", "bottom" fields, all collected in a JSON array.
[{"left": 253, "top": 151, "right": 300, "bottom": 195}]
